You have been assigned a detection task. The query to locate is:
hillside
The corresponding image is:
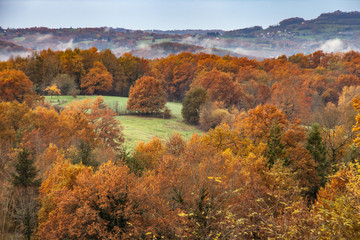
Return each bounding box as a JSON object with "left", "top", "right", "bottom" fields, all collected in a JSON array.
[
  {"left": 0, "top": 11, "right": 359, "bottom": 59},
  {"left": 224, "top": 10, "right": 360, "bottom": 39},
  {"left": 0, "top": 39, "right": 32, "bottom": 60},
  {"left": 130, "top": 42, "right": 250, "bottom": 59}
]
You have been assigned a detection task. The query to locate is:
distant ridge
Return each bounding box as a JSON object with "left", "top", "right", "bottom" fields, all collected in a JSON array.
[
  {"left": 0, "top": 11, "right": 359, "bottom": 59},
  {"left": 223, "top": 10, "right": 360, "bottom": 37}
]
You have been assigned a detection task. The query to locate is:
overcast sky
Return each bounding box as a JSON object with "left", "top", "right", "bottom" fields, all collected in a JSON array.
[{"left": 0, "top": 0, "right": 358, "bottom": 30}]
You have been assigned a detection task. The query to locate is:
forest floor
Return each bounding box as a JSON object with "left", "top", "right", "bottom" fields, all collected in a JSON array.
[{"left": 45, "top": 95, "right": 202, "bottom": 150}]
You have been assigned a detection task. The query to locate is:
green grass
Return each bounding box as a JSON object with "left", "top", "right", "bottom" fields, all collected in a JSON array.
[
  {"left": 136, "top": 38, "right": 175, "bottom": 47},
  {"left": 136, "top": 40, "right": 152, "bottom": 46},
  {"left": 13, "top": 37, "right": 25, "bottom": 42},
  {"left": 155, "top": 38, "right": 173, "bottom": 44},
  {"left": 45, "top": 95, "right": 202, "bottom": 150},
  {"left": 117, "top": 115, "right": 201, "bottom": 150}
]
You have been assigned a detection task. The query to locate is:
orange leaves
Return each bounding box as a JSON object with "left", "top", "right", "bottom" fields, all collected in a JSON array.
[
  {"left": 80, "top": 61, "right": 113, "bottom": 95},
  {"left": 192, "top": 69, "right": 245, "bottom": 108},
  {"left": 133, "top": 137, "right": 165, "bottom": 171},
  {"left": 37, "top": 161, "right": 166, "bottom": 239},
  {"left": 64, "top": 96, "right": 124, "bottom": 150},
  {"left": 353, "top": 98, "right": 360, "bottom": 146},
  {"left": 127, "top": 76, "right": 166, "bottom": 114},
  {"left": 22, "top": 96, "right": 124, "bottom": 157},
  {"left": 0, "top": 101, "right": 32, "bottom": 144},
  {"left": 0, "top": 69, "right": 36, "bottom": 105}
]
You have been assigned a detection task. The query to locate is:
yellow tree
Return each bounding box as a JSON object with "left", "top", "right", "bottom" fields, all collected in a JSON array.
[
  {"left": 314, "top": 161, "right": 360, "bottom": 239},
  {"left": 44, "top": 84, "right": 61, "bottom": 98},
  {"left": 353, "top": 98, "right": 360, "bottom": 146}
]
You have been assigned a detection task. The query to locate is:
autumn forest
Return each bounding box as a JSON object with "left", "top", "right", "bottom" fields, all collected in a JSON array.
[{"left": 1, "top": 47, "right": 360, "bottom": 239}]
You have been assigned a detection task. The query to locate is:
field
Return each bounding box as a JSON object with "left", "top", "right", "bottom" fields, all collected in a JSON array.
[{"left": 45, "top": 95, "right": 202, "bottom": 150}]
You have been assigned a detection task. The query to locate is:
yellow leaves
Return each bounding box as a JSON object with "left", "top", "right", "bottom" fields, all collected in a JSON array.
[
  {"left": 44, "top": 84, "right": 61, "bottom": 96},
  {"left": 292, "top": 209, "right": 300, "bottom": 215},
  {"left": 232, "top": 188, "right": 242, "bottom": 194},
  {"left": 134, "top": 137, "right": 165, "bottom": 171},
  {"left": 313, "top": 161, "right": 360, "bottom": 239},
  {"left": 207, "top": 176, "right": 222, "bottom": 183},
  {"left": 178, "top": 212, "right": 188, "bottom": 217},
  {"left": 353, "top": 98, "right": 360, "bottom": 146}
]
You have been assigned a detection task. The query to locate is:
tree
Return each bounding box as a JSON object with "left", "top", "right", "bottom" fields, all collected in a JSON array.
[
  {"left": 132, "top": 137, "right": 165, "bottom": 173},
  {"left": 0, "top": 69, "right": 36, "bottom": 104},
  {"left": 37, "top": 161, "right": 160, "bottom": 239},
  {"left": 44, "top": 84, "right": 61, "bottom": 97},
  {"left": 182, "top": 87, "right": 208, "bottom": 124},
  {"left": 199, "top": 101, "right": 232, "bottom": 131},
  {"left": 11, "top": 149, "right": 41, "bottom": 240},
  {"left": 306, "top": 123, "right": 329, "bottom": 191},
  {"left": 52, "top": 74, "right": 79, "bottom": 96},
  {"left": 81, "top": 61, "right": 113, "bottom": 95},
  {"left": 192, "top": 69, "right": 246, "bottom": 108},
  {"left": 60, "top": 48, "right": 85, "bottom": 86},
  {"left": 314, "top": 161, "right": 360, "bottom": 239},
  {"left": 127, "top": 76, "right": 166, "bottom": 114},
  {"left": 11, "top": 149, "right": 41, "bottom": 189},
  {"left": 0, "top": 101, "right": 33, "bottom": 145},
  {"left": 65, "top": 96, "right": 125, "bottom": 151},
  {"left": 116, "top": 53, "right": 149, "bottom": 97}
]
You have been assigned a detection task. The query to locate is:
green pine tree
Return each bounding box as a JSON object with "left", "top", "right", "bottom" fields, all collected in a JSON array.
[
  {"left": 11, "top": 148, "right": 41, "bottom": 189},
  {"left": 266, "top": 124, "right": 285, "bottom": 168},
  {"left": 11, "top": 148, "right": 40, "bottom": 240},
  {"left": 306, "top": 123, "right": 329, "bottom": 189}
]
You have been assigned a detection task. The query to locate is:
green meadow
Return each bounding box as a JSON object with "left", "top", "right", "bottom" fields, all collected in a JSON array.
[{"left": 45, "top": 95, "right": 202, "bottom": 150}]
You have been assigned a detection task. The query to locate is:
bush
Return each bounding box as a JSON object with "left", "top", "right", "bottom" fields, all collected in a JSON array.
[
  {"left": 199, "top": 101, "right": 232, "bottom": 131},
  {"left": 162, "top": 106, "right": 172, "bottom": 119},
  {"left": 52, "top": 74, "right": 79, "bottom": 96}
]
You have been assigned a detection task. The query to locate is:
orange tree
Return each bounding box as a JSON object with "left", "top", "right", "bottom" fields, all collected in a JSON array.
[
  {"left": 0, "top": 69, "right": 36, "bottom": 104},
  {"left": 127, "top": 76, "right": 166, "bottom": 114},
  {"left": 192, "top": 69, "right": 246, "bottom": 108},
  {"left": 80, "top": 61, "right": 113, "bottom": 95}
]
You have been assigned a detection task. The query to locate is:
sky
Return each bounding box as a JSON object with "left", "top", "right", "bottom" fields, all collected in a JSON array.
[{"left": 0, "top": 0, "right": 359, "bottom": 30}]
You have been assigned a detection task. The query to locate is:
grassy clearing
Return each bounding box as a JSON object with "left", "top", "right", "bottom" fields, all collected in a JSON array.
[
  {"left": 13, "top": 36, "right": 25, "bottom": 42},
  {"left": 45, "top": 95, "right": 202, "bottom": 149},
  {"left": 118, "top": 115, "right": 201, "bottom": 150},
  {"left": 155, "top": 38, "right": 173, "bottom": 44},
  {"left": 136, "top": 40, "right": 152, "bottom": 46}
]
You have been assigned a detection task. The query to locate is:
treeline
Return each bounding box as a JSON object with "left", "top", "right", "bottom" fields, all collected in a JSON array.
[
  {"left": 1, "top": 49, "right": 360, "bottom": 239},
  {"left": 2, "top": 48, "right": 360, "bottom": 121}
]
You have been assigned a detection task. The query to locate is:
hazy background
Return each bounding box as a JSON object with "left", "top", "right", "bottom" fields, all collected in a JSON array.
[{"left": 0, "top": 0, "right": 359, "bottom": 30}]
